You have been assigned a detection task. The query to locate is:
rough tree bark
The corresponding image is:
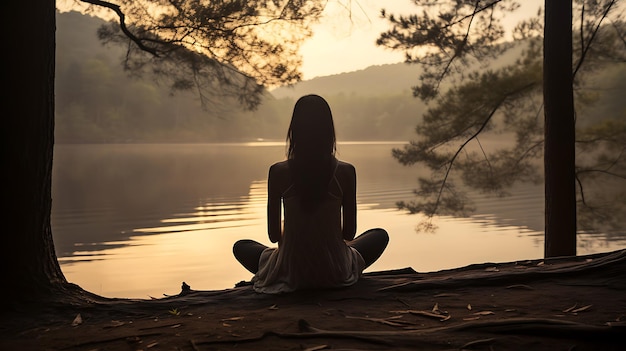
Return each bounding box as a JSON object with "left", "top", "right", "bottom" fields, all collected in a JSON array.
[
  {"left": 3, "top": 0, "right": 68, "bottom": 302},
  {"left": 543, "top": 0, "right": 577, "bottom": 257}
]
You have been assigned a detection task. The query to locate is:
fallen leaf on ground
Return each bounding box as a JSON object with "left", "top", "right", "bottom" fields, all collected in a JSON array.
[
  {"left": 467, "top": 304, "right": 472, "bottom": 310},
  {"left": 433, "top": 293, "right": 460, "bottom": 297},
  {"left": 571, "top": 305, "right": 592, "bottom": 313},
  {"left": 71, "top": 314, "right": 82, "bottom": 327},
  {"left": 505, "top": 284, "right": 534, "bottom": 290},
  {"left": 346, "top": 315, "right": 415, "bottom": 327},
  {"left": 473, "top": 311, "right": 495, "bottom": 316},
  {"left": 107, "top": 320, "right": 125, "bottom": 328},
  {"left": 432, "top": 303, "right": 439, "bottom": 313},
  {"left": 485, "top": 267, "right": 499, "bottom": 272},
  {"left": 563, "top": 304, "right": 578, "bottom": 313},
  {"left": 393, "top": 310, "right": 451, "bottom": 321},
  {"left": 221, "top": 317, "right": 244, "bottom": 322},
  {"left": 461, "top": 338, "right": 496, "bottom": 349}
]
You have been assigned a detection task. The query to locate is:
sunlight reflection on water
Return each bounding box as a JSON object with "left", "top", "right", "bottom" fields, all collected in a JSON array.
[
  {"left": 52, "top": 143, "right": 626, "bottom": 298},
  {"left": 58, "top": 179, "right": 626, "bottom": 299}
]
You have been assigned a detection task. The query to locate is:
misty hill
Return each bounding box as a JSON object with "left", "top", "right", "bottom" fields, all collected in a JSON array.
[
  {"left": 270, "top": 63, "right": 421, "bottom": 98},
  {"left": 55, "top": 10, "right": 424, "bottom": 142},
  {"left": 55, "top": 11, "right": 625, "bottom": 144},
  {"left": 270, "top": 41, "right": 530, "bottom": 99}
]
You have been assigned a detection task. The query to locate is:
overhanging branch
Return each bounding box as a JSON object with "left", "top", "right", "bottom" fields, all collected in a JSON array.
[
  {"left": 431, "top": 81, "right": 536, "bottom": 215},
  {"left": 79, "top": 0, "right": 160, "bottom": 56}
]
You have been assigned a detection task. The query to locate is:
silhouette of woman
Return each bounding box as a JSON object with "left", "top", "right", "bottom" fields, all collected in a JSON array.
[{"left": 233, "top": 94, "right": 388, "bottom": 293}]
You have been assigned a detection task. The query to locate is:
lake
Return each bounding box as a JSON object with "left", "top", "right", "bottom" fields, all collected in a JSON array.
[{"left": 51, "top": 142, "right": 626, "bottom": 298}]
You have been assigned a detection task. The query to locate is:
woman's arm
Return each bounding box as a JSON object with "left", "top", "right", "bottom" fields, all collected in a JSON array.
[
  {"left": 341, "top": 163, "right": 357, "bottom": 241},
  {"left": 267, "top": 163, "right": 284, "bottom": 243}
]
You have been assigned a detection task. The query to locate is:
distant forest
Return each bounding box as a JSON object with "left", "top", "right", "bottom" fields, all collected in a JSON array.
[
  {"left": 56, "top": 11, "right": 625, "bottom": 144},
  {"left": 55, "top": 11, "right": 423, "bottom": 143}
]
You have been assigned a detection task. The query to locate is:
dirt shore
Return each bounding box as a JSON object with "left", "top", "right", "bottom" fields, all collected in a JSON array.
[{"left": 2, "top": 249, "right": 625, "bottom": 351}]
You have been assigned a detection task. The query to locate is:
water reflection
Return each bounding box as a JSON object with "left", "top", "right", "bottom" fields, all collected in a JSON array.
[{"left": 52, "top": 143, "right": 626, "bottom": 298}]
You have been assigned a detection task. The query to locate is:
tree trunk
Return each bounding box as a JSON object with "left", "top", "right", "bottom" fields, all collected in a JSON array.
[
  {"left": 2, "top": 1, "right": 68, "bottom": 301},
  {"left": 543, "top": 1, "right": 577, "bottom": 257}
]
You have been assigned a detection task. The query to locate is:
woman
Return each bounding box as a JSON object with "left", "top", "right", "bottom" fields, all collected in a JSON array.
[{"left": 233, "top": 94, "right": 388, "bottom": 293}]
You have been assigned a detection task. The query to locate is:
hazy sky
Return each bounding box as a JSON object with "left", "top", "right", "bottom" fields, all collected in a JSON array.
[
  {"left": 300, "top": 0, "right": 543, "bottom": 79},
  {"left": 57, "top": 0, "right": 544, "bottom": 80}
]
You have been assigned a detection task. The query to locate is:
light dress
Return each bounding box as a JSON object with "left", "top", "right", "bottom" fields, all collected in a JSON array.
[{"left": 252, "top": 168, "right": 365, "bottom": 294}]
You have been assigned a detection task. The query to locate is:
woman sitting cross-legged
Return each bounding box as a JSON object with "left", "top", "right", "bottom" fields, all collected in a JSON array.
[{"left": 233, "top": 94, "right": 389, "bottom": 294}]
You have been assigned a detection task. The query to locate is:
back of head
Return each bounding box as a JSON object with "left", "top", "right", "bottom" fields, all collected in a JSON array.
[{"left": 286, "top": 95, "right": 337, "bottom": 210}]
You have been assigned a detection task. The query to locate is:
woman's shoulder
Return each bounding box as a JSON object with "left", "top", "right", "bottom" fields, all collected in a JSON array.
[
  {"left": 270, "top": 160, "right": 290, "bottom": 170},
  {"left": 269, "top": 160, "right": 290, "bottom": 178},
  {"left": 336, "top": 159, "right": 355, "bottom": 172},
  {"left": 335, "top": 159, "right": 356, "bottom": 178}
]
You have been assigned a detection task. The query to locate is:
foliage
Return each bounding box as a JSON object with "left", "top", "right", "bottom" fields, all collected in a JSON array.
[
  {"left": 67, "top": 0, "right": 325, "bottom": 110},
  {"left": 377, "top": 0, "right": 522, "bottom": 101},
  {"left": 378, "top": 0, "right": 626, "bottom": 232},
  {"left": 56, "top": 10, "right": 423, "bottom": 143}
]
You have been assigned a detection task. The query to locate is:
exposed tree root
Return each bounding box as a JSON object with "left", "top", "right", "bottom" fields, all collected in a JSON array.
[
  {"left": 379, "top": 250, "right": 626, "bottom": 292},
  {"left": 191, "top": 317, "right": 623, "bottom": 349}
]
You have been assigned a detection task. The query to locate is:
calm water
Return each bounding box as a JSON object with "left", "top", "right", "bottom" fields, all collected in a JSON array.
[{"left": 51, "top": 143, "right": 626, "bottom": 298}]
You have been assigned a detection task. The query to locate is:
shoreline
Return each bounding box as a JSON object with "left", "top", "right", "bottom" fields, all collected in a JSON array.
[{"left": 2, "top": 249, "right": 625, "bottom": 350}]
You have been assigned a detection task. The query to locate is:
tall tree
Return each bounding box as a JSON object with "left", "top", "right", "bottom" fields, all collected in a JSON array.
[
  {"left": 378, "top": 0, "right": 626, "bottom": 257},
  {"left": 543, "top": 1, "right": 576, "bottom": 256},
  {"left": 3, "top": 0, "right": 324, "bottom": 302},
  {"left": 4, "top": 0, "right": 66, "bottom": 302}
]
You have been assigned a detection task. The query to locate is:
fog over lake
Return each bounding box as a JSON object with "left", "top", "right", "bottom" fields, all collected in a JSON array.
[{"left": 51, "top": 142, "right": 626, "bottom": 298}]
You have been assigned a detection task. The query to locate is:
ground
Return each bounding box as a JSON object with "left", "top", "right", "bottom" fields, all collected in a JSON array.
[{"left": 1, "top": 250, "right": 625, "bottom": 351}]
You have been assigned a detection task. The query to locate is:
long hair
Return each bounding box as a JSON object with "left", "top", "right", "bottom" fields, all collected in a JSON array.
[{"left": 286, "top": 94, "right": 337, "bottom": 210}]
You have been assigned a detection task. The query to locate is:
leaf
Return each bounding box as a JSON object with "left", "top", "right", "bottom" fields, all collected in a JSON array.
[
  {"left": 268, "top": 304, "right": 278, "bottom": 310},
  {"left": 398, "top": 310, "right": 451, "bottom": 321},
  {"left": 463, "top": 316, "right": 481, "bottom": 321},
  {"left": 433, "top": 293, "right": 460, "bottom": 297},
  {"left": 168, "top": 308, "right": 180, "bottom": 316},
  {"left": 461, "top": 338, "right": 496, "bottom": 349},
  {"left": 473, "top": 311, "right": 495, "bottom": 316},
  {"left": 221, "top": 317, "right": 244, "bottom": 322},
  {"left": 563, "top": 304, "right": 578, "bottom": 313},
  {"left": 505, "top": 284, "right": 534, "bottom": 290},
  {"left": 485, "top": 267, "right": 499, "bottom": 272},
  {"left": 108, "top": 320, "right": 125, "bottom": 328},
  {"left": 467, "top": 304, "right": 472, "bottom": 311},
  {"left": 71, "top": 313, "right": 82, "bottom": 327},
  {"left": 432, "top": 303, "right": 439, "bottom": 313},
  {"left": 346, "top": 315, "right": 415, "bottom": 327},
  {"left": 571, "top": 305, "right": 592, "bottom": 313}
]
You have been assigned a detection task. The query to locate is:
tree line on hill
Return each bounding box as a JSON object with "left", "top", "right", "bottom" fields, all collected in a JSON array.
[{"left": 55, "top": 11, "right": 422, "bottom": 143}]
